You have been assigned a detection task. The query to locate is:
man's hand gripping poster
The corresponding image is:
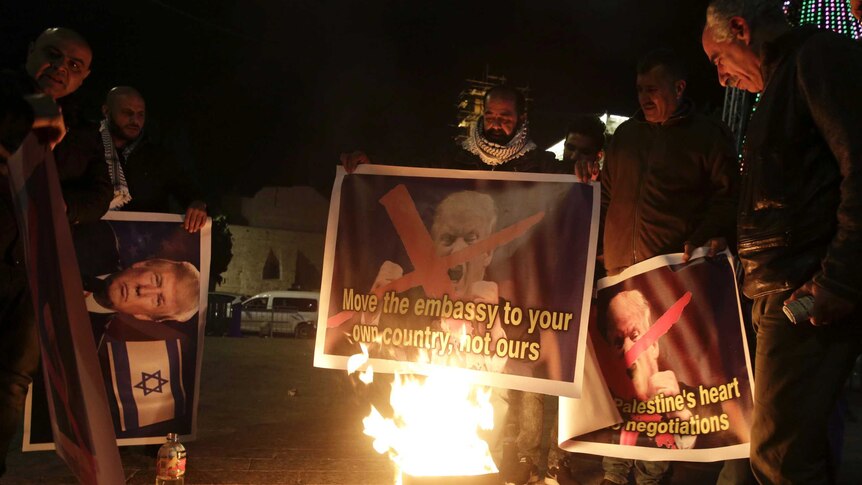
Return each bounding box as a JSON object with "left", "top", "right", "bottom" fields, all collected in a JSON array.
[{"left": 314, "top": 165, "right": 599, "bottom": 398}]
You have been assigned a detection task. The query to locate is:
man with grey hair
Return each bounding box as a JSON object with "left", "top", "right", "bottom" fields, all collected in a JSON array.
[
  {"left": 703, "top": 1, "right": 862, "bottom": 482},
  {"left": 24, "top": 27, "right": 92, "bottom": 101}
]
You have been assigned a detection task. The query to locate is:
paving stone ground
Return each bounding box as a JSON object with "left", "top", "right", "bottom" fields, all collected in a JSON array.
[{"left": 3, "top": 337, "right": 862, "bottom": 484}]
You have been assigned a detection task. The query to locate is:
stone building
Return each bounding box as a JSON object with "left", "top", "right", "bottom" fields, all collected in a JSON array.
[{"left": 217, "top": 186, "right": 327, "bottom": 296}]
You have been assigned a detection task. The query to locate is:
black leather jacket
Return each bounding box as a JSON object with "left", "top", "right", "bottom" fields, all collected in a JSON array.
[{"left": 739, "top": 27, "right": 862, "bottom": 301}]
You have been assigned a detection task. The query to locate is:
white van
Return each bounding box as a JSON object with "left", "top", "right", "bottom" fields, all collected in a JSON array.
[{"left": 239, "top": 290, "right": 319, "bottom": 338}]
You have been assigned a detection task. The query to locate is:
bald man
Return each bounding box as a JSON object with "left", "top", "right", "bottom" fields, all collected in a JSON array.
[
  {"left": 25, "top": 27, "right": 91, "bottom": 101},
  {"left": 1, "top": 28, "right": 92, "bottom": 159},
  {"left": 99, "top": 86, "right": 207, "bottom": 232}
]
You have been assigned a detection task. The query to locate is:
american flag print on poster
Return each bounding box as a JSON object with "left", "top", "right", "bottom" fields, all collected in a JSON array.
[{"left": 107, "top": 339, "right": 186, "bottom": 431}]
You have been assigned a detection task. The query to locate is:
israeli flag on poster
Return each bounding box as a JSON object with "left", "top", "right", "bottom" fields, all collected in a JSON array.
[{"left": 106, "top": 339, "right": 187, "bottom": 431}]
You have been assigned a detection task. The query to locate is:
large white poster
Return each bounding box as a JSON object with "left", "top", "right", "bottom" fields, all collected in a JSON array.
[
  {"left": 25, "top": 211, "right": 211, "bottom": 448},
  {"left": 314, "top": 165, "right": 600, "bottom": 397},
  {"left": 560, "top": 252, "right": 754, "bottom": 462}
]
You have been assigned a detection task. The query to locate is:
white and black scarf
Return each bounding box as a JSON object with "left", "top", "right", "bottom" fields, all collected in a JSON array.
[
  {"left": 100, "top": 120, "right": 140, "bottom": 210},
  {"left": 461, "top": 117, "right": 536, "bottom": 166}
]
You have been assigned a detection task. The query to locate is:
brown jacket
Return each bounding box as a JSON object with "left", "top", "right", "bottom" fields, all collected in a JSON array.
[{"left": 601, "top": 101, "right": 738, "bottom": 275}]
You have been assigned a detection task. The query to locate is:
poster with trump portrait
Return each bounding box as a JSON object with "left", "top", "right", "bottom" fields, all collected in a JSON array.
[
  {"left": 560, "top": 251, "right": 755, "bottom": 461},
  {"left": 24, "top": 211, "right": 211, "bottom": 448},
  {"left": 313, "top": 165, "right": 600, "bottom": 398}
]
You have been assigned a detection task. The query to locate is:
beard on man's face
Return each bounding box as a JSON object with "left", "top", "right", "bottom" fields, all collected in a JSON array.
[
  {"left": 483, "top": 128, "right": 514, "bottom": 145},
  {"left": 108, "top": 117, "right": 142, "bottom": 143}
]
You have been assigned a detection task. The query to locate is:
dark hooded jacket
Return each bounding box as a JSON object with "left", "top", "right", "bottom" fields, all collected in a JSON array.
[
  {"left": 738, "top": 27, "right": 862, "bottom": 300},
  {"left": 601, "top": 100, "right": 738, "bottom": 275}
]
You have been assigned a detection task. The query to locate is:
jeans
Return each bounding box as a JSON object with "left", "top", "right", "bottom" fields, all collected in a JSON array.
[
  {"left": 717, "top": 458, "right": 756, "bottom": 485},
  {"left": 0, "top": 278, "right": 38, "bottom": 473},
  {"left": 546, "top": 405, "right": 566, "bottom": 471},
  {"left": 488, "top": 387, "right": 510, "bottom": 469},
  {"left": 513, "top": 390, "right": 543, "bottom": 464},
  {"left": 602, "top": 456, "right": 669, "bottom": 485},
  {"left": 749, "top": 291, "right": 862, "bottom": 484}
]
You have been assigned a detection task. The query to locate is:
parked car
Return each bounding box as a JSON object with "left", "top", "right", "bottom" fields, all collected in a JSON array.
[
  {"left": 206, "top": 292, "right": 244, "bottom": 336},
  {"left": 239, "top": 291, "right": 319, "bottom": 338}
]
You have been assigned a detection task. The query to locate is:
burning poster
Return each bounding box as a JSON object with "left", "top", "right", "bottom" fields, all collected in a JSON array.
[
  {"left": 560, "top": 251, "right": 754, "bottom": 461},
  {"left": 25, "top": 211, "right": 211, "bottom": 448},
  {"left": 314, "top": 165, "right": 600, "bottom": 398}
]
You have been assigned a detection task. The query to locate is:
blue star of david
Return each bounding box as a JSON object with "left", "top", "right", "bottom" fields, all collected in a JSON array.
[{"left": 134, "top": 370, "right": 169, "bottom": 396}]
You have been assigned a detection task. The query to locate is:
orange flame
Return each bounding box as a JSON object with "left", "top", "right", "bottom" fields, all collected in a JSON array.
[{"left": 349, "top": 346, "right": 498, "bottom": 482}]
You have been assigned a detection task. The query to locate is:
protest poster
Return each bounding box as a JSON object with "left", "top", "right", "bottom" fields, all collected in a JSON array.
[
  {"left": 7, "top": 134, "right": 125, "bottom": 483},
  {"left": 560, "top": 251, "right": 754, "bottom": 461},
  {"left": 24, "top": 211, "right": 211, "bottom": 448},
  {"left": 314, "top": 165, "right": 599, "bottom": 398}
]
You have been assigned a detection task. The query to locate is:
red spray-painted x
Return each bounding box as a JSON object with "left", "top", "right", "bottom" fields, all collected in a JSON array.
[
  {"left": 624, "top": 291, "right": 692, "bottom": 368},
  {"left": 610, "top": 291, "right": 693, "bottom": 447},
  {"left": 595, "top": 291, "right": 693, "bottom": 398},
  {"left": 328, "top": 184, "right": 544, "bottom": 328}
]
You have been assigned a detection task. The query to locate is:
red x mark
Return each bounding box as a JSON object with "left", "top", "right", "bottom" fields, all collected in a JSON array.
[
  {"left": 593, "top": 291, "right": 692, "bottom": 399},
  {"left": 624, "top": 291, "right": 692, "bottom": 368},
  {"left": 592, "top": 291, "right": 693, "bottom": 447},
  {"left": 327, "top": 184, "right": 544, "bottom": 328}
]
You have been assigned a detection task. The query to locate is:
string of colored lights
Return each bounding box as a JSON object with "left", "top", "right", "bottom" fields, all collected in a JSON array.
[{"left": 783, "top": 0, "right": 862, "bottom": 39}]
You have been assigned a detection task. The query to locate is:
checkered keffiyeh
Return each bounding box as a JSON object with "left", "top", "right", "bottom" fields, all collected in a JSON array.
[
  {"left": 461, "top": 117, "right": 536, "bottom": 166},
  {"left": 100, "top": 119, "right": 139, "bottom": 210}
]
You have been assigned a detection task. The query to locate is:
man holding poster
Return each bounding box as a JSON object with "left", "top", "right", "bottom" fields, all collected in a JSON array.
[
  {"left": 24, "top": 213, "right": 210, "bottom": 449},
  {"left": 562, "top": 48, "right": 748, "bottom": 484},
  {"left": 0, "top": 28, "right": 118, "bottom": 480},
  {"left": 338, "top": 84, "right": 583, "bottom": 484},
  {"left": 702, "top": 1, "right": 862, "bottom": 481},
  {"left": 317, "top": 161, "right": 600, "bottom": 482}
]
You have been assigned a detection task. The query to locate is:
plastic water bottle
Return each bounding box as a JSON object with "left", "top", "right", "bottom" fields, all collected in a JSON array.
[{"left": 155, "top": 433, "right": 186, "bottom": 485}]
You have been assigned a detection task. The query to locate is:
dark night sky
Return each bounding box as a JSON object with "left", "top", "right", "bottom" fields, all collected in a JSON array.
[{"left": 1, "top": 0, "right": 723, "bottom": 198}]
